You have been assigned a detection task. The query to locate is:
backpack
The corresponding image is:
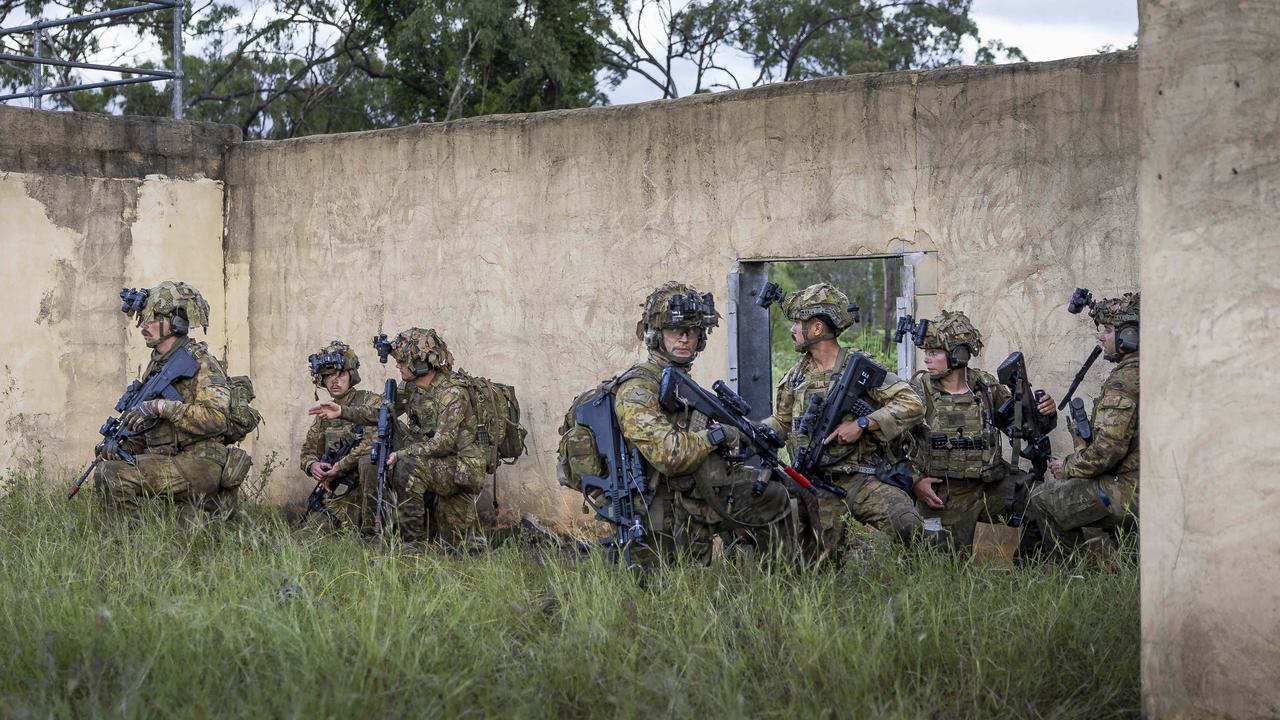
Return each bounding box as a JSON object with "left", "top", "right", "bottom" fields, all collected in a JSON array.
[
  {"left": 556, "top": 368, "right": 651, "bottom": 492},
  {"left": 223, "top": 375, "right": 263, "bottom": 445},
  {"left": 457, "top": 371, "right": 527, "bottom": 474}
]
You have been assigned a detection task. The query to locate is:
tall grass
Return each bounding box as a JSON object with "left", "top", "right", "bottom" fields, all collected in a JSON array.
[{"left": 0, "top": 469, "right": 1138, "bottom": 718}]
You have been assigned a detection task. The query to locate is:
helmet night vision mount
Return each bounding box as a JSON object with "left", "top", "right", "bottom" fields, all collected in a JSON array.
[{"left": 893, "top": 315, "right": 930, "bottom": 347}]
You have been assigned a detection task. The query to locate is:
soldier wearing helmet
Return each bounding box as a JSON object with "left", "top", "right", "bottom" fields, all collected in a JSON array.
[
  {"left": 299, "top": 341, "right": 381, "bottom": 529},
  {"left": 1033, "top": 292, "right": 1141, "bottom": 554},
  {"left": 314, "top": 328, "right": 486, "bottom": 546},
  {"left": 761, "top": 283, "right": 926, "bottom": 557},
  {"left": 906, "top": 311, "right": 1057, "bottom": 550},
  {"left": 94, "top": 281, "right": 238, "bottom": 521},
  {"left": 612, "top": 281, "right": 794, "bottom": 566}
]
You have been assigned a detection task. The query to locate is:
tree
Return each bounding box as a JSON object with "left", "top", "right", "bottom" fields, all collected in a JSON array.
[{"left": 599, "top": 0, "right": 1025, "bottom": 99}]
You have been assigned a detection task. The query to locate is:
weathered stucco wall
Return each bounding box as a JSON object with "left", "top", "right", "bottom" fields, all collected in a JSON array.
[
  {"left": 1139, "top": 1, "right": 1280, "bottom": 717},
  {"left": 224, "top": 52, "right": 1138, "bottom": 521},
  {"left": 0, "top": 106, "right": 240, "bottom": 480}
]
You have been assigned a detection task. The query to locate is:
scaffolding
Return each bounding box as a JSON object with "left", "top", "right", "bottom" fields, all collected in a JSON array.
[{"left": 0, "top": 1, "right": 184, "bottom": 117}]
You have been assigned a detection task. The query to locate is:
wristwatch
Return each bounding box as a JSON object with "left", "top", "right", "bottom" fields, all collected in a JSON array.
[
  {"left": 856, "top": 416, "right": 870, "bottom": 431},
  {"left": 707, "top": 425, "right": 727, "bottom": 446}
]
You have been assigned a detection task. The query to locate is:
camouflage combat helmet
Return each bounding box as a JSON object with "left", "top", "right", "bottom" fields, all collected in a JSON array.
[
  {"left": 635, "top": 281, "right": 720, "bottom": 363},
  {"left": 781, "top": 283, "right": 859, "bottom": 350},
  {"left": 1091, "top": 292, "right": 1140, "bottom": 359},
  {"left": 120, "top": 280, "right": 210, "bottom": 335},
  {"left": 389, "top": 327, "right": 454, "bottom": 376},
  {"left": 919, "top": 310, "right": 982, "bottom": 375},
  {"left": 308, "top": 340, "right": 361, "bottom": 387},
  {"left": 1090, "top": 292, "right": 1140, "bottom": 328}
]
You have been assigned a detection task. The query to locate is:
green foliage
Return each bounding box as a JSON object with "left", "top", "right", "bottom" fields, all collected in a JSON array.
[
  {"left": 0, "top": 468, "right": 1138, "bottom": 717},
  {"left": 357, "top": 0, "right": 611, "bottom": 123}
]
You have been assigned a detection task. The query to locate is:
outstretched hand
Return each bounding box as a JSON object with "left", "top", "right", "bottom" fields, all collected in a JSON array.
[{"left": 309, "top": 402, "right": 341, "bottom": 420}]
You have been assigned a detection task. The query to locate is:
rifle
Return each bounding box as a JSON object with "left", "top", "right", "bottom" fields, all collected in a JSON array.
[
  {"left": 574, "top": 390, "right": 651, "bottom": 564},
  {"left": 299, "top": 434, "right": 362, "bottom": 527},
  {"left": 656, "top": 367, "right": 844, "bottom": 498},
  {"left": 995, "top": 352, "right": 1055, "bottom": 526},
  {"left": 792, "top": 350, "right": 886, "bottom": 480},
  {"left": 1058, "top": 346, "right": 1102, "bottom": 410},
  {"left": 370, "top": 378, "right": 397, "bottom": 534},
  {"left": 67, "top": 347, "right": 200, "bottom": 499}
]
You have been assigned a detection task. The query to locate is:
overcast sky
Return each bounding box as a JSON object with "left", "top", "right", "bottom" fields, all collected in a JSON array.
[{"left": 606, "top": 0, "right": 1139, "bottom": 105}]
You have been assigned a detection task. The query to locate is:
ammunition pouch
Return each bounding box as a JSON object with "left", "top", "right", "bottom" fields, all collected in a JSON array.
[
  {"left": 929, "top": 434, "right": 988, "bottom": 451},
  {"left": 221, "top": 446, "right": 253, "bottom": 490}
]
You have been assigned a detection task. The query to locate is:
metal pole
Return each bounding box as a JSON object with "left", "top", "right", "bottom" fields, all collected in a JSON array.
[
  {"left": 171, "top": 0, "right": 183, "bottom": 118},
  {"left": 31, "top": 26, "right": 42, "bottom": 109}
]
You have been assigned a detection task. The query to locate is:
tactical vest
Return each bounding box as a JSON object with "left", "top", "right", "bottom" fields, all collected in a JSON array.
[
  {"left": 917, "top": 373, "right": 1001, "bottom": 480},
  {"left": 782, "top": 349, "right": 882, "bottom": 474},
  {"left": 140, "top": 339, "right": 225, "bottom": 454}
]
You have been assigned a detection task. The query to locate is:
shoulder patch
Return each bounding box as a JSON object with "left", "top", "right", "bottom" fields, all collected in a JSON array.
[{"left": 622, "top": 386, "right": 656, "bottom": 406}]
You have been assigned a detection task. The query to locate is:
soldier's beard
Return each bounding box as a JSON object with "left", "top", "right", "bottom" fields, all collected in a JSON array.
[{"left": 144, "top": 335, "right": 164, "bottom": 349}]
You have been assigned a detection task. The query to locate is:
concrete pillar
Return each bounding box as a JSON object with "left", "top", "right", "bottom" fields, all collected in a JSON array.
[{"left": 1139, "top": 1, "right": 1280, "bottom": 717}]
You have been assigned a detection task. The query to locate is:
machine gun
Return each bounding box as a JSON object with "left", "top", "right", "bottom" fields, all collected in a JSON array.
[
  {"left": 573, "top": 390, "right": 652, "bottom": 565},
  {"left": 299, "top": 435, "right": 362, "bottom": 528},
  {"left": 657, "top": 367, "right": 844, "bottom": 498},
  {"left": 67, "top": 347, "right": 200, "bottom": 499},
  {"left": 370, "top": 379, "right": 397, "bottom": 534},
  {"left": 793, "top": 351, "right": 886, "bottom": 479},
  {"left": 995, "top": 352, "right": 1055, "bottom": 526}
]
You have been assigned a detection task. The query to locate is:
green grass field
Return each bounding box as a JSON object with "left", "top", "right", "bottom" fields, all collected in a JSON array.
[{"left": 0, "top": 468, "right": 1139, "bottom": 719}]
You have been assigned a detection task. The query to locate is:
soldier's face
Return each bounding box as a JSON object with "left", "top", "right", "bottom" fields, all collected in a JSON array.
[
  {"left": 923, "top": 348, "right": 949, "bottom": 374},
  {"left": 396, "top": 360, "right": 414, "bottom": 381},
  {"left": 1097, "top": 324, "right": 1118, "bottom": 356},
  {"left": 140, "top": 317, "right": 167, "bottom": 348},
  {"left": 324, "top": 370, "right": 350, "bottom": 397},
  {"left": 661, "top": 327, "right": 700, "bottom": 359}
]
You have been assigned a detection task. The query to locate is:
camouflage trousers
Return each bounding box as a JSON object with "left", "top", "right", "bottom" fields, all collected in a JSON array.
[
  {"left": 357, "top": 452, "right": 486, "bottom": 547},
  {"left": 630, "top": 458, "right": 793, "bottom": 568},
  {"left": 811, "top": 471, "right": 922, "bottom": 555},
  {"left": 1026, "top": 475, "right": 1138, "bottom": 554},
  {"left": 94, "top": 441, "right": 231, "bottom": 522},
  {"left": 917, "top": 475, "right": 1019, "bottom": 549}
]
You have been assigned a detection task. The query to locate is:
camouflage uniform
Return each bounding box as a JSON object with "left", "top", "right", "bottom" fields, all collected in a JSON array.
[
  {"left": 350, "top": 329, "right": 487, "bottom": 546},
  {"left": 300, "top": 341, "right": 381, "bottom": 529},
  {"left": 1029, "top": 293, "right": 1140, "bottom": 551},
  {"left": 763, "top": 283, "right": 925, "bottom": 553},
  {"left": 95, "top": 282, "right": 233, "bottom": 521},
  {"left": 616, "top": 282, "right": 792, "bottom": 567},
  {"left": 907, "top": 311, "right": 1054, "bottom": 548}
]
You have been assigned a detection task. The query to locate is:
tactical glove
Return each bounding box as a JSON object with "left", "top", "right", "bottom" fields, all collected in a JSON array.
[
  {"left": 121, "top": 399, "right": 184, "bottom": 432},
  {"left": 94, "top": 441, "right": 122, "bottom": 462}
]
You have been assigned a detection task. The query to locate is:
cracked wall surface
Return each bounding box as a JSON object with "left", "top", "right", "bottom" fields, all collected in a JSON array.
[
  {"left": 224, "top": 52, "right": 1138, "bottom": 521},
  {"left": 1139, "top": 0, "right": 1280, "bottom": 717},
  {"left": 0, "top": 107, "right": 237, "bottom": 482}
]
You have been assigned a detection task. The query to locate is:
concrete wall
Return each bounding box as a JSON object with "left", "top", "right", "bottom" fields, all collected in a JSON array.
[
  {"left": 224, "top": 52, "right": 1139, "bottom": 521},
  {"left": 0, "top": 107, "right": 240, "bottom": 480},
  {"left": 1139, "top": 1, "right": 1280, "bottom": 717}
]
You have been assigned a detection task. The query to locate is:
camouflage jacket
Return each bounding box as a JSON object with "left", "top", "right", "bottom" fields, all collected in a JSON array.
[
  {"left": 340, "top": 371, "right": 487, "bottom": 475},
  {"left": 763, "top": 348, "right": 923, "bottom": 475},
  {"left": 1063, "top": 354, "right": 1139, "bottom": 483},
  {"left": 910, "top": 368, "right": 1011, "bottom": 480},
  {"left": 125, "top": 337, "right": 230, "bottom": 455},
  {"left": 614, "top": 354, "right": 716, "bottom": 482},
  {"left": 299, "top": 387, "right": 380, "bottom": 477}
]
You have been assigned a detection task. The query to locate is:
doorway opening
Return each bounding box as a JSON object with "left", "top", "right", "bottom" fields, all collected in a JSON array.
[{"left": 727, "top": 252, "right": 936, "bottom": 421}]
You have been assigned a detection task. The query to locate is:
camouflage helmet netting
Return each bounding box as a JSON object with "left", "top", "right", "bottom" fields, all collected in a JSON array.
[
  {"left": 127, "top": 280, "right": 211, "bottom": 332},
  {"left": 634, "top": 281, "right": 720, "bottom": 341},
  {"left": 780, "top": 283, "right": 857, "bottom": 333},
  {"left": 390, "top": 327, "right": 454, "bottom": 371},
  {"left": 1091, "top": 292, "right": 1140, "bottom": 327},
  {"left": 310, "top": 340, "right": 361, "bottom": 387},
  {"left": 920, "top": 310, "right": 984, "bottom": 357}
]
